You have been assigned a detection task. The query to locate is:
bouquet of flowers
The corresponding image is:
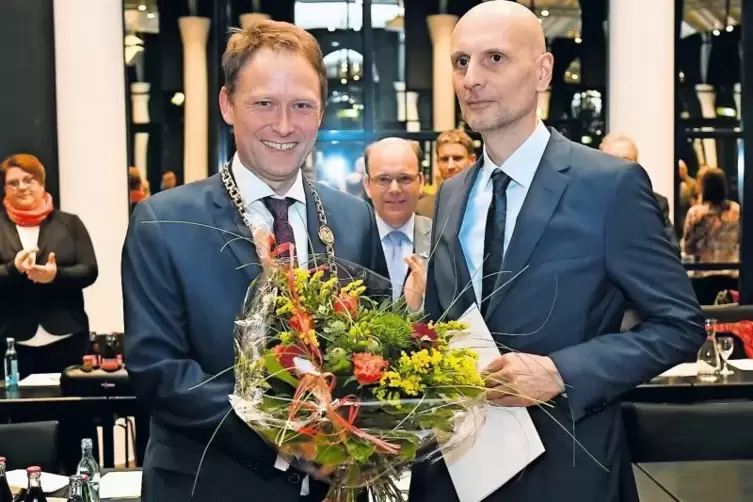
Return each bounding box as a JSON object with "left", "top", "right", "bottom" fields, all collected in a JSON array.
[{"left": 229, "top": 237, "right": 488, "bottom": 502}]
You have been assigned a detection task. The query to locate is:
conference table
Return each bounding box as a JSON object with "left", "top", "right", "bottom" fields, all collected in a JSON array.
[{"left": 2, "top": 365, "right": 753, "bottom": 501}]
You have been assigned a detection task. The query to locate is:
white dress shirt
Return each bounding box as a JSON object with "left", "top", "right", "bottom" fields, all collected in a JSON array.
[
  {"left": 16, "top": 225, "right": 72, "bottom": 348},
  {"left": 376, "top": 215, "right": 415, "bottom": 301},
  {"left": 231, "top": 153, "right": 309, "bottom": 268},
  {"left": 230, "top": 153, "right": 310, "bottom": 495},
  {"left": 459, "top": 122, "right": 551, "bottom": 304}
]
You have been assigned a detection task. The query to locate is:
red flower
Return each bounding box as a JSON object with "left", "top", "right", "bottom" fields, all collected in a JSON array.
[
  {"left": 290, "top": 312, "right": 314, "bottom": 334},
  {"left": 352, "top": 353, "right": 389, "bottom": 386},
  {"left": 272, "top": 344, "right": 308, "bottom": 373},
  {"left": 411, "top": 322, "right": 438, "bottom": 346},
  {"left": 333, "top": 294, "right": 359, "bottom": 316}
]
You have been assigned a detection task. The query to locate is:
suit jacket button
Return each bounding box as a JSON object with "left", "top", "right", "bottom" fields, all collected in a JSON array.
[{"left": 288, "top": 473, "right": 301, "bottom": 484}]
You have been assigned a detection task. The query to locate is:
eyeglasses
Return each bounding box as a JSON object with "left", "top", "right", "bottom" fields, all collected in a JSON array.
[
  {"left": 368, "top": 174, "right": 419, "bottom": 188},
  {"left": 5, "top": 176, "right": 38, "bottom": 190}
]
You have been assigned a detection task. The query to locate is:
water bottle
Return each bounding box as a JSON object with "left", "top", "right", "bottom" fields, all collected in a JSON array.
[
  {"left": 696, "top": 318, "right": 721, "bottom": 381},
  {"left": 3, "top": 338, "right": 19, "bottom": 390},
  {"left": 75, "top": 439, "right": 100, "bottom": 501}
]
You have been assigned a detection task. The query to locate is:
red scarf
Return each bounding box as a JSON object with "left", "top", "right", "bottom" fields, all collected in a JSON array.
[{"left": 3, "top": 192, "right": 54, "bottom": 227}]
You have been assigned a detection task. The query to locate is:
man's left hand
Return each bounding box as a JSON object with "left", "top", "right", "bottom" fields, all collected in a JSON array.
[
  {"left": 483, "top": 352, "right": 565, "bottom": 407},
  {"left": 27, "top": 252, "right": 57, "bottom": 284}
]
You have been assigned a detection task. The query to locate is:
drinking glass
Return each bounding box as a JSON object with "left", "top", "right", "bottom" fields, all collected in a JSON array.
[{"left": 717, "top": 335, "right": 735, "bottom": 376}]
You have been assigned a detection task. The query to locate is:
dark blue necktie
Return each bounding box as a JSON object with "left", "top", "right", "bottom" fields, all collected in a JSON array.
[{"left": 482, "top": 169, "right": 511, "bottom": 314}]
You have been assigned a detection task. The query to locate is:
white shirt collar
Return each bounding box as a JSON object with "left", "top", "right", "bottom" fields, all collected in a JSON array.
[
  {"left": 376, "top": 214, "right": 415, "bottom": 245},
  {"left": 480, "top": 121, "right": 551, "bottom": 189},
  {"left": 231, "top": 152, "right": 306, "bottom": 208}
]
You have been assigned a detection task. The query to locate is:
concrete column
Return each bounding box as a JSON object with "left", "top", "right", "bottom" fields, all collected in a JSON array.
[
  {"left": 131, "top": 82, "right": 151, "bottom": 182},
  {"left": 427, "top": 14, "right": 458, "bottom": 131},
  {"left": 608, "top": 0, "right": 675, "bottom": 217},
  {"left": 53, "top": 0, "right": 129, "bottom": 331},
  {"left": 696, "top": 83, "right": 719, "bottom": 167},
  {"left": 240, "top": 12, "right": 270, "bottom": 29},
  {"left": 179, "top": 16, "right": 211, "bottom": 183}
]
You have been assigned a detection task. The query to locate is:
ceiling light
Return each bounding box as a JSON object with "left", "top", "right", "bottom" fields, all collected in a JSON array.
[
  {"left": 713, "top": 29, "right": 721, "bottom": 36},
  {"left": 147, "top": 12, "right": 155, "bottom": 19},
  {"left": 138, "top": 4, "right": 147, "bottom": 11},
  {"left": 726, "top": 25, "right": 734, "bottom": 32},
  {"left": 574, "top": 36, "right": 582, "bottom": 44},
  {"left": 541, "top": 9, "right": 550, "bottom": 17}
]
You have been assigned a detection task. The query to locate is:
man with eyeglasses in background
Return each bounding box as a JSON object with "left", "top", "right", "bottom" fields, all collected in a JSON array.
[{"left": 364, "top": 137, "right": 431, "bottom": 312}]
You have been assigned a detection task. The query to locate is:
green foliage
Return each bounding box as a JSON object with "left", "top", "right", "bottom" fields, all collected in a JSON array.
[{"left": 263, "top": 352, "right": 300, "bottom": 388}]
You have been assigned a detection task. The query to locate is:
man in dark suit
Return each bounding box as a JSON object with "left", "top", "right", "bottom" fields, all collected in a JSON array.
[
  {"left": 409, "top": 3, "right": 705, "bottom": 502},
  {"left": 123, "top": 21, "right": 386, "bottom": 502},
  {"left": 363, "top": 137, "right": 432, "bottom": 312}
]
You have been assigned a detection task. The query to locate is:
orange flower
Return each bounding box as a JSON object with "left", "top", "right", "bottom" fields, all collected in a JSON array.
[
  {"left": 352, "top": 353, "right": 389, "bottom": 385},
  {"left": 290, "top": 312, "right": 314, "bottom": 334},
  {"left": 333, "top": 293, "right": 359, "bottom": 316},
  {"left": 272, "top": 344, "right": 307, "bottom": 373}
]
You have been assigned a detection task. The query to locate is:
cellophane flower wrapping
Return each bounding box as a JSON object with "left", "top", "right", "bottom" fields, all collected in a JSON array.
[{"left": 230, "top": 244, "right": 487, "bottom": 502}]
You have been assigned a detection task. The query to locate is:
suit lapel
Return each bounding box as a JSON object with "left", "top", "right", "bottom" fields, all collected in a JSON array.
[
  {"left": 35, "top": 214, "right": 57, "bottom": 263},
  {"left": 484, "top": 129, "right": 571, "bottom": 320},
  {"left": 435, "top": 160, "right": 482, "bottom": 317},
  {"left": 209, "top": 175, "right": 261, "bottom": 283}
]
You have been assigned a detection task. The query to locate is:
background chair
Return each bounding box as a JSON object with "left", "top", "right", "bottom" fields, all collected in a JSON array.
[
  {"left": 0, "top": 421, "right": 60, "bottom": 472},
  {"left": 623, "top": 402, "right": 753, "bottom": 462}
]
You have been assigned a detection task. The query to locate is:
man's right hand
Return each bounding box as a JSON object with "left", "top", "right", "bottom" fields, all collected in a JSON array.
[{"left": 14, "top": 247, "right": 38, "bottom": 274}]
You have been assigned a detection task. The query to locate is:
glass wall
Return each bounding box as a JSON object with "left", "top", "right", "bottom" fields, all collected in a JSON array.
[{"left": 676, "top": 0, "right": 743, "bottom": 301}]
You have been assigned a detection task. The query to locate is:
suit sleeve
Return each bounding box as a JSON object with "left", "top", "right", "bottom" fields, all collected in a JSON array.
[
  {"left": 122, "top": 200, "right": 277, "bottom": 474},
  {"left": 53, "top": 215, "right": 98, "bottom": 289},
  {"left": 549, "top": 164, "right": 706, "bottom": 423}
]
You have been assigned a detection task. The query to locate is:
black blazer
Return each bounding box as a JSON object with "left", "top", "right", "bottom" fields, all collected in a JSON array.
[{"left": 0, "top": 209, "right": 98, "bottom": 343}]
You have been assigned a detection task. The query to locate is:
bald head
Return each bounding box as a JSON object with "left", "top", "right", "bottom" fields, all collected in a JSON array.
[
  {"left": 364, "top": 137, "right": 424, "bottom": 228},
  {"left": 365, "top": 138, "right": 420, "bottom": 173},
  {"left": 450, "top": 1, "right": 552, "bottom": 138},
  {"left": 599, "top": 134, "right": 639, "bottom": 162},
  {"left": 456, "top": 1, "right": 546, "bottom": 57}
]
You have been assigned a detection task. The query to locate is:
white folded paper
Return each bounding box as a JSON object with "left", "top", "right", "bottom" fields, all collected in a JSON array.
[
  {"left": 658, "top": 362, "right": 699, "bottom": 378},
  {"left": 444, "top": 304, "right": 545, "bottom": 502},
  {"left": 19, "top": 373, "right": 61, "bottom": 388},
  {"left": 99, "top": 470, "right": 143, "bottom": 499},
  {"left": 728, "top": 359, "right": 753, "bottom": 371},
  {"left": 6, "top": 469, "right": 69, "bottom": 493}
]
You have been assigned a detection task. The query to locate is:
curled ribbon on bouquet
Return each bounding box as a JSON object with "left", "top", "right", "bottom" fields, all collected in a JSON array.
[{"left": 289, "top": 373, "right": 401, "bottom": 456}]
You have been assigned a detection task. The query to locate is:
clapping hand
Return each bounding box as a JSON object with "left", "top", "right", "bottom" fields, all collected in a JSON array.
[
  {"left": 14, "top": 247, "right": 38, "bottom": 274},
  {"left": 483, "top": 352, "right": 565, "bottom": 407},
  {"left": 26, "top": 252, "right": 57, "bottom": 284},
  {"left": 403, "top": 254, "right": 427, "bottom": 312}
]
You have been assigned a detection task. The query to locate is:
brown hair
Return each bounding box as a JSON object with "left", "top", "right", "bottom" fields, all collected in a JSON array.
[
  {"left": 436, "top": 129, "right": 475, "bottom": 156},
  {"left": 222, "top": 20, "right": 328, "bottom": 106},
  {"left": 0, "top": 154, "right": 46, "bottom": 184}
]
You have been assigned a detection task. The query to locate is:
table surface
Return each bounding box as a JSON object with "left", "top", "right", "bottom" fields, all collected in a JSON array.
[
  {"left": 639, "top": 461, "right": 753, "bottom": 502},
  {"left": 2, "top": 364, "right": 753, "bottom": 403}
]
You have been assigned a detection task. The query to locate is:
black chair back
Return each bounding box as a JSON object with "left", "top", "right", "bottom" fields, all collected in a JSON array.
[
  {"left": 623, "top": 402, "right": 753, "bottom": 462},
  {"left": 691, "top": 275, "right": 739, "bottom": 305},
  {"left": 0, "top": 421, "right": 60, "bottom": 472}
]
